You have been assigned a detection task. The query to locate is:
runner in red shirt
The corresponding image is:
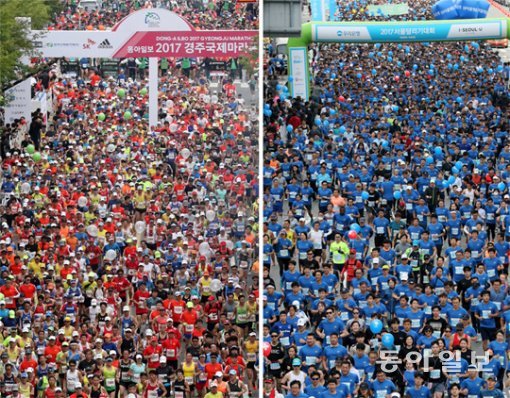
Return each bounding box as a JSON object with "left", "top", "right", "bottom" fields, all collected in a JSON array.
[
  {"left": 0, "top": 277, "right": 20, "bottom": 309},
  {"left": 181, "top": 302, "right": 199, "bottom": 342},
  {"left": 143, "top": 336, "right": 163, "bottom": 370}
]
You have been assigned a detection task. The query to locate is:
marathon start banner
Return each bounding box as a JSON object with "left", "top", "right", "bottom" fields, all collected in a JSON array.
[
  {"left": 32, "top": 8, "right": 257, "bottom": 58},
  {"left": 306, "top": 18, "right": 509, "bottom": 43},
  {"left": 113, "top": 31, "right": 257, "bottom": 58}
]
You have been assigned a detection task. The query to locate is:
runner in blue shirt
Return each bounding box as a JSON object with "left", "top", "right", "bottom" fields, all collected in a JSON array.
[
  {"left": 370, "top": 370, "right": 397, "bottom": 398},
  {"left": 405, "top": 372, "right": 431, "bottom": 398},
  {"left": 319, "top": 378, "right": 348, "bottom": 398},
  {"left": 479, "top": 376, "right": 505, "bottom": 398},
  {"left": 285, "top": 380, "right": 309, "bottom": 398},
  {"left": 460, "top": 365, "right": 486, "bottom": 398},
  {"left": 475, "top": 291, "right": 500, "bottom": 351}
]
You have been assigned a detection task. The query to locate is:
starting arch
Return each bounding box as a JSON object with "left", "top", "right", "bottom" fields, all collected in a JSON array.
[
  {"left": 288, "top": 18, "right": 509, "bottom": 100},
  {"left": 31, "top": 8, "right": 257, "bottom": 127}
]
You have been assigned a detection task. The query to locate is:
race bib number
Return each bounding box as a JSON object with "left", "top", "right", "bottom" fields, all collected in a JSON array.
[{"left": 270, "top": 362, "right": 280, "bottom": 370}]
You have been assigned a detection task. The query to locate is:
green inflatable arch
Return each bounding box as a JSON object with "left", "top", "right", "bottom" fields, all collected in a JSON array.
[{"left": 288, "top": 18, "right": 509, "bottom": 100}]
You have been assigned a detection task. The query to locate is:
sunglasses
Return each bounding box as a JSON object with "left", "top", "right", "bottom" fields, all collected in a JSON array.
[
  {"left": 326, "top": 312, "right": 333, "bottom": 315},
  {"left": 271, "top": 335, "right": 278, "bottom": 338},
  {"left": 312, "top": 378, "right": 319, "bottom": 381}
]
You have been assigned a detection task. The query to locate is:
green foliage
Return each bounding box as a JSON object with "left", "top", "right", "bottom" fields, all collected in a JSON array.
[
  {"left": 238, "top": 36, "right": 259, "bottom": 77},
  {"left": 0, "top": 0, "right": 51, "bottom": 89}
]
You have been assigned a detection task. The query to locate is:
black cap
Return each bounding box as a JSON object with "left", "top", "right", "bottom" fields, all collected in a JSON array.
[
  {"left": 415, "top": 371, "right": 425, "bottom": 379},
  {"left": 359, "top": 382, "right": 369, "bottom": 390}
]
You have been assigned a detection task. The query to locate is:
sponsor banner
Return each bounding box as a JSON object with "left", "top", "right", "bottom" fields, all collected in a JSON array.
[
  {"left": 32, "top": 31, "right": 131, "bottom": 58},
  {"left": 289, "top": 47, "right": 309, "bottom": 101},
  {"left": 313, "top": 19, "right": 507, "bottom": 42},
  {"left": 113, "top": 31, "right": 257, "bottom": 58},
  {"left": 4, "top": 79, "right": 32, "bottom": 125},
  {"left": 237, "top": 0, "right": 257, "bottom": 3}
]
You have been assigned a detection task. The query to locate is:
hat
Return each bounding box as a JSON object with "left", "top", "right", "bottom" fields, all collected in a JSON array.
[
  {"left": 210, "top": 382, "right": 218, "bottom": 388},
  {"left": 160, "top": 356, "right": 167, "bottom": 363},
  {"left": 292, "top": 358, "right": 302, "bottom": 366},
  {"left": 229, "top": 369, "right": 237, "bottom": 375},
  {"left": 401, "top": 275, "right": 408, "bottom": 281},
  {"left": 297, "top": 319, "right": 306, "bottom": 327},
  {"left": 468, "top": 365, "right": 478, "bottom": 370},
  {"left": 75, "top": 382, "right": 82, "bottom": 389},
  {"left": 401, "top": 254, "right": 408, "bottom": 259},
  {"left": 215, "top": 371, "right": 223, "bottom": 378},
  {"left": 186, "top": 302, "right": 194, "bottom": 308},
  {"left": 382, "top": 265, "right": 390, "bottom": 270}
]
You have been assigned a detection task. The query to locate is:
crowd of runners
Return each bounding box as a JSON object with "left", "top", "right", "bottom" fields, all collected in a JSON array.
[
  {"left": 0, "top": 1, "right": 259, "bottom": 398},
  {"left": 263, "top": 0, "right": 510, "bottom": 397}
]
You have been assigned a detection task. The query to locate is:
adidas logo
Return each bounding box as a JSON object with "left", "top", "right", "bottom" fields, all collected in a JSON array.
[{"left": 98, "top": 39, "right": 113, "bottom": 49}]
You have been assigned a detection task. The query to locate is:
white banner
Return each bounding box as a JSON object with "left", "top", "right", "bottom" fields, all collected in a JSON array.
[
  {"left": 289, "top": 47, "right": 309, "bottom": 101},
  {"left": 4, "top": 78, "right": 32, "bottom": 125}
]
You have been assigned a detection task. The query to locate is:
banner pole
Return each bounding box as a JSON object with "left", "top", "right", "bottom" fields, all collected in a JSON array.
[{"left": 148, "top": 57, "right": 158, "bottom": 129}]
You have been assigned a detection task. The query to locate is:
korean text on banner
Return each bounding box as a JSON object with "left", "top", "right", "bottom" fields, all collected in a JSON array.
[{"left": 4, "top": 78, "right": 32, "bottom": 125}]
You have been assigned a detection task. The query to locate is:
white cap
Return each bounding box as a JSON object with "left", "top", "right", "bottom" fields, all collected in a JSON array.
[
  {"left": 123, "top": 306, "right": 130, "bottom": 312},
  {"left": 75, "top": 382, "right": 82, "bottom": 389}
]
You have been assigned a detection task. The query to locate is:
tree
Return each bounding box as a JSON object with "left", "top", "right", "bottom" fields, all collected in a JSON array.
[
  {"left": 0, "top": 0, "right": 52, "bottom": 89},
  {"left": 238, "top": 36, "right": 259, "bottom": 77}
]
